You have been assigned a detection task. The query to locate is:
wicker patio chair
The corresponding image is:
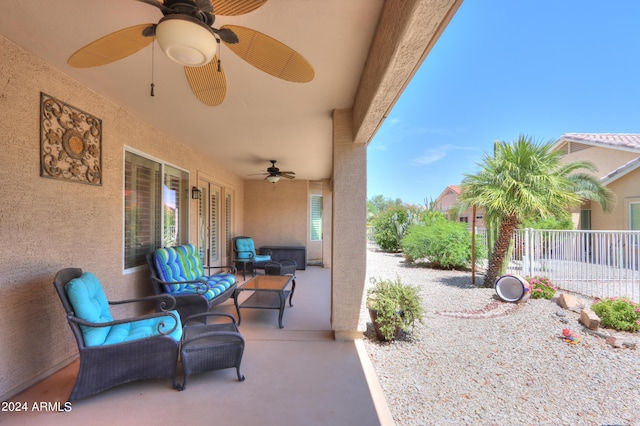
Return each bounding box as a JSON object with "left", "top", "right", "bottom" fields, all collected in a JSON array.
[
  {"left": 53, "top": 268, "right": 182, "bottom": 401},
  {"left": 232, "top": 236, "right": 272, "bottom": 278}
]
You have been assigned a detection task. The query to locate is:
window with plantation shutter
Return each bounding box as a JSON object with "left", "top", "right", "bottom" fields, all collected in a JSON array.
[
  {"left": 124, "top": 150, "right": 189, "bottom": 270},
  {"left": 210, "top": 188, "right": 219, "bottom": 262},
  {"left": 225, "top": 192, "right": 233, "bottom": 258},
  {"left": 310, "top": 195, "right": 322, "bottom": 241},
  {"left": 163, "top": 165, "right": 189, "bottom": 248}
]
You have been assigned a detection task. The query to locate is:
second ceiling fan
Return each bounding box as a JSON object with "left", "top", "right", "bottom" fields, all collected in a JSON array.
[
  {"left": 251, "top": 160, "right": 295, "bottom": 183},
  {"left": 67, "top": 0, "right": 315, "bottom": 106}
]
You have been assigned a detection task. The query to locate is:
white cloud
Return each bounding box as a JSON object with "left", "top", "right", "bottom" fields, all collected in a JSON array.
[
  {"left": 412, "top": 144, "right": 475, "bottom": 165},
  {"left": 413, "top": 150, "right": 447, "bottom": 164}
]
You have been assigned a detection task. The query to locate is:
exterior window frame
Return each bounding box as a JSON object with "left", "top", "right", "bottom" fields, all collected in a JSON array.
[
  {"left": 123, "top": 147, "right": 190, "bottom": 273},
  {"left": 310, "top": 194, "right": 323, "bottom": 241},
  {"left": 630, "top": 202, "right": 640, "bottom": 231}
]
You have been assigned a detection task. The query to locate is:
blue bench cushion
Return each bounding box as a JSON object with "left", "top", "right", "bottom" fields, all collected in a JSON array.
[
  {"left": 152, "top": 244, "right": 236, "bottom": 301},
  {"left": 65, "top": 272, "right": 182, "bottom": 347}
]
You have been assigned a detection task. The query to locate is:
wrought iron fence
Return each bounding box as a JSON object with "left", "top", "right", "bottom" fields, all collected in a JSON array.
[
  {"left": 499, "top": 229, "right": 640, "bottom": 302},
  {"left": 366, "top": 226, "right": 377, "bottom": 248},
  {"left": 369, "top": 225, "right": 640, "bottom": 302}
]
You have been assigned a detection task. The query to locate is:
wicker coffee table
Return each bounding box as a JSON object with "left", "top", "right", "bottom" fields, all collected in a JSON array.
[{"left": 234, "top": 275, "right": 295, "bottom": 328}]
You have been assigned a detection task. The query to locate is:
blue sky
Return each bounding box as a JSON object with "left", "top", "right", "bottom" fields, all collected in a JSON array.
[{"left": 367, "top": 1, "right": 640, "bottom": 205}]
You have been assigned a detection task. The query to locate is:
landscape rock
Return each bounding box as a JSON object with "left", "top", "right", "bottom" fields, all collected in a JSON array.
[
  {"left": 582, "top": 327, "right": 610, "bottom": 339},
  {"left": 606, "top": 335, "right": 638, "bottom": 349},
  {"left": 558, "top": 293, "right": 584, "bottom": 313},
  {"left": 363, "top": 249, "right": 640, "bottom": 425},
  {"left": 579, "top": 308, "right": 600, "bottom": 330}
]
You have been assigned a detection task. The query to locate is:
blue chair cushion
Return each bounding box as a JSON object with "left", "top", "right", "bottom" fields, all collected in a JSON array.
[
  {"left": 235, "top": 238, "right": 256, "bottom": 259},
  {"left": 65, "top": 272, "right": 114, "bottom": 347},
  {"left": 65, "top": 272, "right": 182, "bottom": 347},
  {"left": 104, "top": 315, "right": 182, "bottom": 345}
]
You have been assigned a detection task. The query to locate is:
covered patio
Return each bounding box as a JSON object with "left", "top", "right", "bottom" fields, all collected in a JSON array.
[
  {"left": 0, "top": 1, "right": 462, "bottom": 422},
  {"left": 8, "top": 266, "right": 391, "bottom": 425}
]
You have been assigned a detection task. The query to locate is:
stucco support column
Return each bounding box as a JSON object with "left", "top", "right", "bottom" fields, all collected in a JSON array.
[{"left": 331, "top": 108, "right": 367, "bottom": 341}]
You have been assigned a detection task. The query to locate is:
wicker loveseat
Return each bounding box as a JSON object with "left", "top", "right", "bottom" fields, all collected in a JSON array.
[
  {"left": 53, "top": 268, "right": 182, "bottom": 401},
  {"left": 147, "top": 244, "right": 237, "bottom": 319}
]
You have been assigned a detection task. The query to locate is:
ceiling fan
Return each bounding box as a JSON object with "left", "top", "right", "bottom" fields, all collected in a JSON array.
[
  {"left": 251, "top": 160, "right": 295, "bottom": 182},
  {"left": 67, "top": 0, "right": 314, "bottom": 106}
]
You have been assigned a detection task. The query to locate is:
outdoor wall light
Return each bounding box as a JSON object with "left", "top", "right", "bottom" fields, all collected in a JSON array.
[
  {"left": 155, "top": 15, "right": 217, "bottom": 67},
  {"left": 191, "top": 186, "right": 202, "bottom": 199}
]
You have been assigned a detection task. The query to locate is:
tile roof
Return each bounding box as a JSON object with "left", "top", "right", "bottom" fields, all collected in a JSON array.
[
  {"left": 601, "top": 156, "right": 640, "bottom": 184},
  {"left": 559, "top": 133, "right": 640, "bottom": 151},
  {"left": 448, "top": 185, "right": 461, "bottom": 194}
]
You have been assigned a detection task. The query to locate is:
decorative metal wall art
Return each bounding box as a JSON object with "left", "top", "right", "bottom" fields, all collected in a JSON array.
[{"left": 40, "top": 93, "right": 102, "bottom": 185}]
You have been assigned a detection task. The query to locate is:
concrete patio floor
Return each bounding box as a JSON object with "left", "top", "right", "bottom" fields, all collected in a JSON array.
[{"left": 5, "top": 266, "right": 391, "bottom": 426}]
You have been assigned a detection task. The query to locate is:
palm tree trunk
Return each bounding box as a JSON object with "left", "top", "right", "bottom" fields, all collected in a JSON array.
[{"left": 483, "top": 214, "right": 518, "bottom": 287}]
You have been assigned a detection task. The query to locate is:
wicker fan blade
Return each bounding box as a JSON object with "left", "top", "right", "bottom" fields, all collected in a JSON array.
[
  {"left": 210, "top": 0, "right": 268, "bottom": 16},
  {"left": 220, "top": 25, "right": 314, "bottom": 83},
  {"left": 68, "top": 24, "right": 154, "bottom": 68},
  {"left": 280, "top": 174, "right": 295, "bottom": 179},
  {"left": 184, "top": 58, "right": 227, "bottom": 106}
]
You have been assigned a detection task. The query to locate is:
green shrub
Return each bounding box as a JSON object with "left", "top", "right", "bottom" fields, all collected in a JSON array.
[
  {"left": 522, "top": 214, "right": 574, "bottom": 230},
  {"left": 400, "top": 223, "right": 428, "bottom": 262},
  {"left": 524, "top": 276, "right": 556, "bottom": 299},
  {"left": 591, "top": 297, "right": 640, "bottom": 332},
  {"left": 371, "top": 207, "right": 406, "bottom": 251},
  {"left": 367, "top": 277, "right": 424, "bottom": 341},
  {"left": 371, "top": 206, "right": 423, "bottom": 252},
  {"left": 401, "top": 219, "right": 486, "bottom": 269}
]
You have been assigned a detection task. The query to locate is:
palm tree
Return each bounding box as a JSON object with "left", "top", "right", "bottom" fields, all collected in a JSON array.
[{"left": 459, "top": 135, "right": 615, "bottom": 287}]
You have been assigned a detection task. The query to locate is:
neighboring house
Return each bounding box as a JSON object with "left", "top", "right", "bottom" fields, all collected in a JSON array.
[
  {"left": 551, "top": 133, "right": 640, "bottom": 231},
  {"left": 435, "top": 185, "right": 486, "bottom": 228},
  {"left": 435, "top": 134, "right": 640, "bottom": 233}
]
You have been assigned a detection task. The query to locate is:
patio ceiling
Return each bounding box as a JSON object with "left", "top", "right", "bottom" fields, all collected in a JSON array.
[{"left": 0, "top": 0, "right": 384, "bottom": 181}]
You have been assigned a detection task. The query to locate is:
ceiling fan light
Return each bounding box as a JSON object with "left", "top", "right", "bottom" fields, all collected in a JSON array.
[
  {"left": 266, "top": 175, "right": 280, "bottom": 183},
  {"left": 156, "top": 16, "right": 216, "bottom": 67}
]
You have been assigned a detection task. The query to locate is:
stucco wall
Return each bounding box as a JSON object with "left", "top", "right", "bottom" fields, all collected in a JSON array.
[
  {"left": 322, "top": 178, "right": 333, "bottom": 267},
  {"left": 0, "top": 35, "right": 244, "bottom": 400},
  {"left": 591, "top": 171, "right": 640, "bottom": 230},
  {"left": 437, "top": 191, "right": 459, "bottom": 211},
  {"left": 559, "top": 145, "right": 639, "bottom": 230},
  {"left": 331, "top": 108, "right": 367, "bottom": 339},
  {"left": 560, "top": 146, "right": 638, "bottom": 178},
  {"left": 243, "top": 179, "right": 309, "bottom": 250}
]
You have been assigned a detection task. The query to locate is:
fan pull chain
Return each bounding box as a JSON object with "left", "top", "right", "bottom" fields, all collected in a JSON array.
[
  {"left": 216, "top": 38, "right": 222, "bottom": 72},
  {"left": 150, "top": 37, "right": 155, "bottom": 97}
]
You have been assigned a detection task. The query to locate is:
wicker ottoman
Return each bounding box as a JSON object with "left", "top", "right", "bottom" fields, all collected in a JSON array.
[{"left": 177, "top": 313, "right": 245, "bottom": 391}]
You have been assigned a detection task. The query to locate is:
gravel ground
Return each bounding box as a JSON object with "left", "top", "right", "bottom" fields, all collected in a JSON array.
[{"left": 361, "top": 249, "right": 640, "bottom": 426}]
